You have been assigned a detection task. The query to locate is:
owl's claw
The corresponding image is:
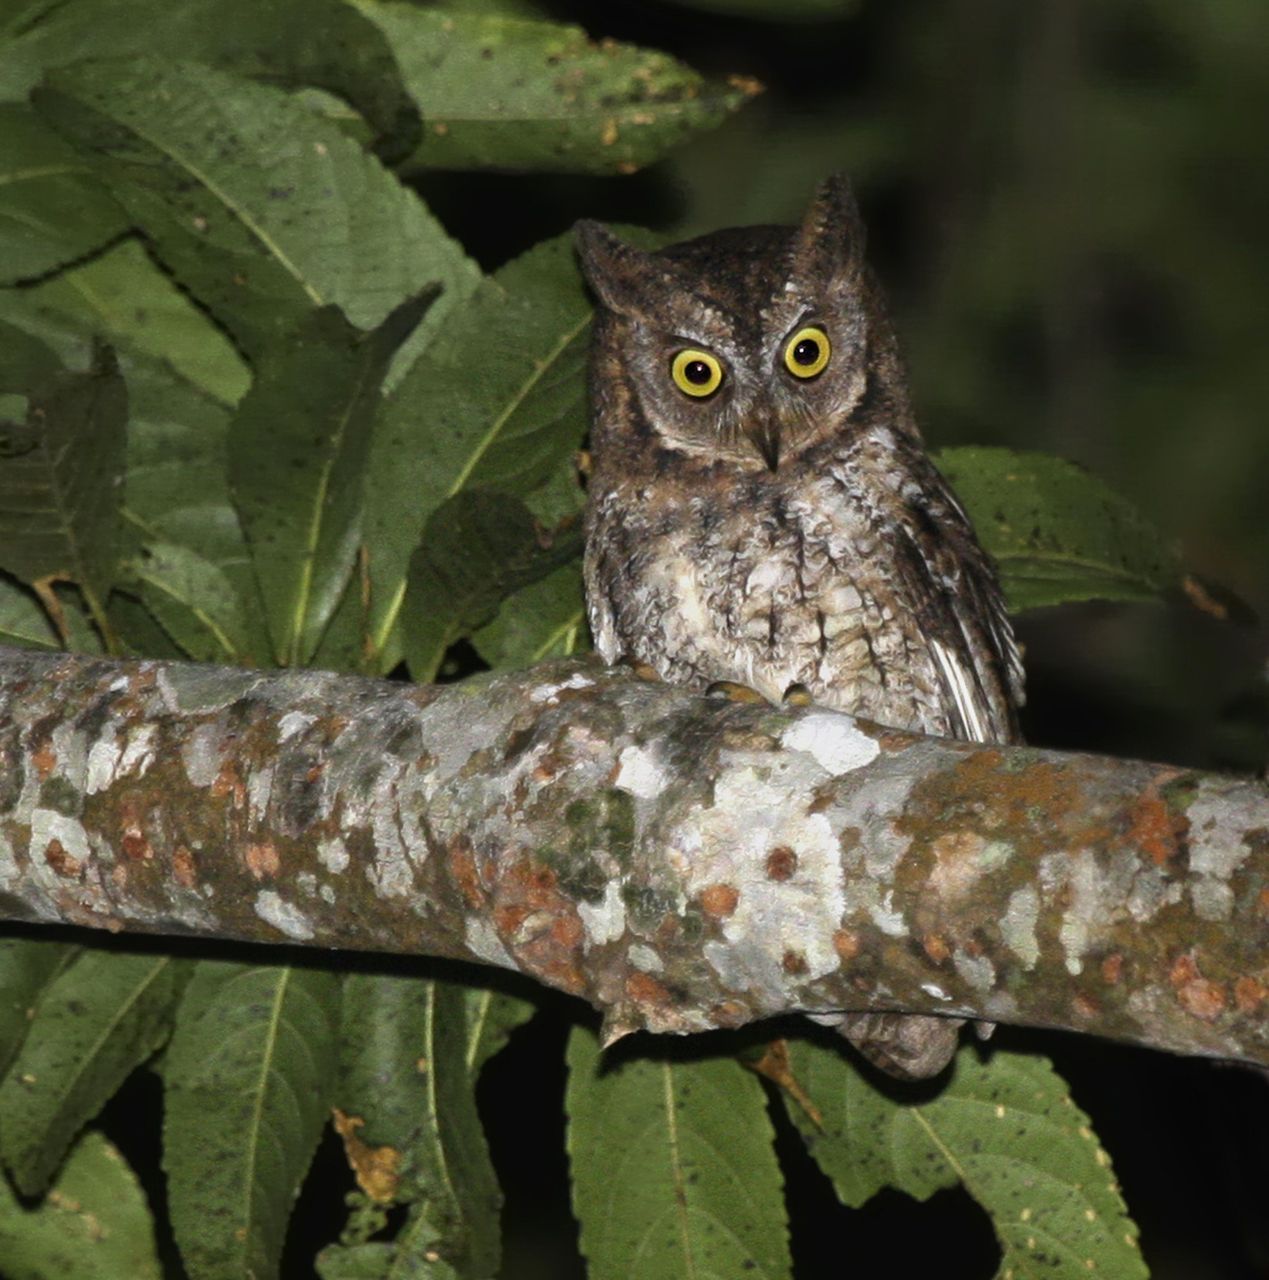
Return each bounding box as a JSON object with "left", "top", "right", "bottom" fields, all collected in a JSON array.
[
  {"left": 782, "top": 683, "right": 813, "bottom": 707},
  {"left": 705, "top": 680, "right": 767, "bottom": 704},
  {"left": 618, "top": 656, "right": 661, "bottom": 683}
]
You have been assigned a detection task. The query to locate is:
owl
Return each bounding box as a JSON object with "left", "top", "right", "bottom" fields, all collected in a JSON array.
[{"left": 574, "top": 175, "right": 1025, "bottom": 1079}]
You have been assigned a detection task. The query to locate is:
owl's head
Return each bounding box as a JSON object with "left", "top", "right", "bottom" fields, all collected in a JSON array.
[{"left": 575, "top": 174, "right": 911, "bottom": 475}]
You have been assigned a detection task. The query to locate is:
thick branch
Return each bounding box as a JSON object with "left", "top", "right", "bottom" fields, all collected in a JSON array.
[{"left": 0, "top": 646, "right": 1263, "bottom": 1065}]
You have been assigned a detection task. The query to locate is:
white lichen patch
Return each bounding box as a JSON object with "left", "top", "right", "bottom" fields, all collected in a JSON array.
[
  {"left": 296, "top": 872, "right": 317, "bottom": 898},
  {"left": 86, "top": 724, "right": 159, "bottom": 795},
  {"left": 578, "top": 879, "right": 627, "bottom": 947},
  {"left": 181, "top": 722, "right": 228, "bottom": 788},
  {"left": 247, "top": 763, "right": 274, "bottom": 824},
  {"left": 253, "top": 890, "right": 314, "bottom": 941},
  {"left": 465, "top": 915, "right": 515, "bottom": 967},
  {"left": 614, "top": 743, "right": 666, "bottom": 799},
  {"left": 31, "top": 810, "right": 91, "bottom": 866},
  {"left": 954, "top": 948, "right": 997, "bottom": 992},
  {"left": 278, "top": 711, "right": 316, "bottom": 742},
  {"left": 1187, "top": 786, "right": 1253, "bottom": 922},
  {"left": 628, "top": 943, "right": 663, "bottom": 973},
  {"left": 921, "top": 982, "right": 950, "bottom": 1000},
  {"left": 1002, "top": 885, "right": 1040, "bottom": 967},
  {"left": 85, "top": 739, "right": 122, "bottom": 795},
  {"left": 528, "top": 671, "right": 595, "bottom": 703},
  {"left": 317, "top": 836, "right": 349, "bottom": 874},
  {"left": 781, "top": 712, "right": 879, "bottom": 776}
]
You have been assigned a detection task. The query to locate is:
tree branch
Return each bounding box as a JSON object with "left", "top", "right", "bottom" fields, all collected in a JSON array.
[{"left": 0, "top": 646, "right": 1263, "bottom": 1065}]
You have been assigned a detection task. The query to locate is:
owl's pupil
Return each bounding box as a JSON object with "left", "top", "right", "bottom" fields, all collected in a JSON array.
[
  {"left": 684, "top": 360, "right": 712, "bottom": 385},
  {"left": 793, "top": 338, "right": 821, "bottom": 366}
]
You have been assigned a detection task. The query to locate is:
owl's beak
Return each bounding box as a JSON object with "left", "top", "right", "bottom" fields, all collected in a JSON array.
[{"left": 744, "top": 421, "right": 782, "bottom": 472}]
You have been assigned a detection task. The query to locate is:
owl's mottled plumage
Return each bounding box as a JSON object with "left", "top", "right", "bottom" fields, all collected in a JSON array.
[{"left": 575, "top": 176, "right": 1024, "bottom": 1078}]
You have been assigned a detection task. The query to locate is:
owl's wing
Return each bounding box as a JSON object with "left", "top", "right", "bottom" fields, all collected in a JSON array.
[{"left": 891, "top": 462, "right": 1025, "bottom": 746}]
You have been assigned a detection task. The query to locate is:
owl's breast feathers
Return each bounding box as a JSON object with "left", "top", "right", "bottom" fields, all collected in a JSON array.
[{"left": 584, "top": 430, "right": 1023, "bottom": 745}]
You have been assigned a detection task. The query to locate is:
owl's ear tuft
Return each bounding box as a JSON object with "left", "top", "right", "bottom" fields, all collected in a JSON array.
[
  {"left": 574, "top": 220, "right": 658, "bottom": 316},
  {"left": 792, "top": 173, "right": 866, "bottom": 291}
]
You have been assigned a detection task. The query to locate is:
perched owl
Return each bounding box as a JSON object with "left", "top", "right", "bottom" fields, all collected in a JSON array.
[{"left": 575, "top": 175, "right": 1024, "bottom": 1079}]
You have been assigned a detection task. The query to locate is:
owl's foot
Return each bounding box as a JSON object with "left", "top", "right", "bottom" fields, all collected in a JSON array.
[
  {"left": 618, "top": 655, "right": 661, "bottom": 683},
  {"left": 781, "top": 683, "right": 814, "bottom": 707},
  {"left": 705, "top": 680, "right": 767, "bottom": 704}
]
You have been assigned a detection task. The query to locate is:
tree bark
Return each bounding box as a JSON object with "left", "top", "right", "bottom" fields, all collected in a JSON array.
[{"left": 0, "top": 646, "right": 1263, "bottom": 1066}]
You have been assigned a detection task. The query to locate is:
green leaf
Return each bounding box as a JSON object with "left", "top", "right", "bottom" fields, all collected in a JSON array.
[
  {"left": 34, "top": 58, "right": 478, "bottom": 362},
  {"left": 365, "top": 232, "right": 590, "bottom": 668},
  {"left": 934, "top": 446, "right": 1181, "bottom": 612},
  {"left": 228, "top": 294, "right": 435, "bottom": 667},
  {"left": 471, "top": 562, "right": 587, "bottom": 670},
  {"left": 0, "top": 574, "right": 60, "bottom": 649},
  {"left": 784, "top": 1041, "right": 1148, "bottom": 1280},
  {"left": 1, "top": 0, "right": 420, "bottom": 153},
  {"left": 566, "top": 1028, "right": 791, "bottom": 1280},
  {"left": 21, "top": 238, "right": 250, "bottom": 407},
  {"left": 124, "top": 541, "right": 254, "bottom": 664},
  {"left": 0, "top": 340, "right": 126, "bottom": 618},
  {"left": 337, "top": 975, "right": 501, "bottom": 1274},
  {"left": 463, "top": 987, "right": 537, "bottom": 1080},
  {"left": 0, "top": 951, "right": 181, "bottom": 1196},
  {"left": 0, "top": 317, "right": 63, "bottom": 390},
  {"left": 0, "top": 1129, "right": 162, "bottom": 1280},
  {"left": 355, "top": 6, "right": 761, "bottom": 175},
  {"left": 402, "top": 490, "right": 582, "bottom": 683},
  {"left": 0, "top": 939, "right": 78, "bottom": 1078},
  {"left": 0, "top": 103, "right": 127, "bottom": 285},
  {"left": 318, "top": 1226, "right": 460, "bottom": 1280},
  {"left": 163, "top": 961, "right": 340, "bottom": 1280}
]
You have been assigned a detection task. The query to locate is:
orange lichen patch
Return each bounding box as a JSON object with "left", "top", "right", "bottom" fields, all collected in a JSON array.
[
  {"left": 1073, "top": 992, "right": 1100, "bottom": 1019},
  {"left": 922, "top": 933, "right": 951, "bottom": 964},
  {"left": 832, "top": 929, "right": 861, "bottom": 961},
  {"left": 709, "top": 998, "right": 749, "bottom": 1027},
  {"left": 766, "top": 846, "right": 797, "bottom": 881},
  {"left": 210, "top": 758, "right": 246, "bottom": 807},
  {"left": 700, "top": 883, "right": 739, "bottom": 918},
  {"left": 172, "top": 845, "right": 197, "bottom": 888},
  {"left": 245, "top": 842, "right": 280, "bottom": 880},
  {"left": 782, "top": 950, "right": 809, "bottom": 976},
  {"left": 928, "top": 829, "right": 988, "bottom": 897},
  {"left": 331, "top": 1109, "right": 400, "bottom": 1204},
  {"left": 1234, "top": 976, "right": 1265, "bottom": 1014},
  {"left": 32, "top": 742, "right": 56, "bottom": 780},
  {"left": 625, "top": 969, "right": 672, "bottom": 1010},
  {"left": 492, "top": 858, "right": 587, "bottom": 993},
  {"left": 1170, "top": 953, "right": 1227, "bottom": 1022},
  {"left": 1122, "top": 788, "right": 1186, "bottom": 867},
  {"left": 1101, "top": 953, "right": 1124, "bottom": 985},
  {"left": 447, "top": 835, "right": 485, "bottom": 910},
  {"left": 121, "top": 830, "right": 152, "bottom": 862},
  {"left": 44, "top": 839, "right": 82, "bottom": 879}
]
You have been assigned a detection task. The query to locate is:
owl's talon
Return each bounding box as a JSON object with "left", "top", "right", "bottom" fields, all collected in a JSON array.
[
  {"left": 782, "top": 683, "right": 813, "bottom": 707},
  {"left": 619, "top": 656, "right": 661, "bottom": 683},
  {"left": 705, "top": 680, "right": 767, "bottom": 704}
]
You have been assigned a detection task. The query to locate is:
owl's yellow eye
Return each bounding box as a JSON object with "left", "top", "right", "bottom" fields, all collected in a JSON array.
[
  {"left": 670, "top": 349, "right": 723, "bottom": 398},
  {"left": 783, "top": 326, "right": 831, "bottom": 379}
]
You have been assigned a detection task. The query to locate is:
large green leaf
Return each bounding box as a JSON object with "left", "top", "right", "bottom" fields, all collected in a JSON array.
[
  {"left": 0, "top": 0, "right": 419, "bottom": 152},
  {"left": 0, "top": 103, "right": 127, "bottom": 285},
  {"left": 0, "top": 1130, "right": 162, "bottom": 1280},
  {"left": 21, "top": 238, "right": 250, "bottom": 408},
  {"left": 0, "top": 574, "right": 59, "bottom": 649},
  {"left": 34, "top": 58, "right": 478, "bottom": 361},
  {"left": 365, "top": 232, "right": 590, "bottom": 668},
  {"left": 471, "top": 562, "right": 587, "bottom": 670},
  {"left": 783, "top": 1041, "right": 1148, "bottom": 1280},
  {"left": 0, "top": 939, "right": 78, "bottom": 1078},
  {"left": 0, "top": 951, "right": 181, "bottom": 1196},
  {"left": 402, "top": 490, "right": 582, "bottom": 683},
  {"left": 354, "top": 6, "right": 761, "bottom": 174},
  {"left": 163, "top": 961, "right": 340, "bottom": 1280},
  {"left": 0, "top": 338, "right": 126, "bottom": 624},
  {"left": 934, "top": 446, "right": 1180, "bottom": 612},
  {"left": 228, "top": 294, "right": 434, "bottom": 667},
  {"left": 566, "top": 1028, "right": 791, "bottom": 1280},
  {"left": 336, "top": 975, "right": 501, "bottom": 1274}
]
